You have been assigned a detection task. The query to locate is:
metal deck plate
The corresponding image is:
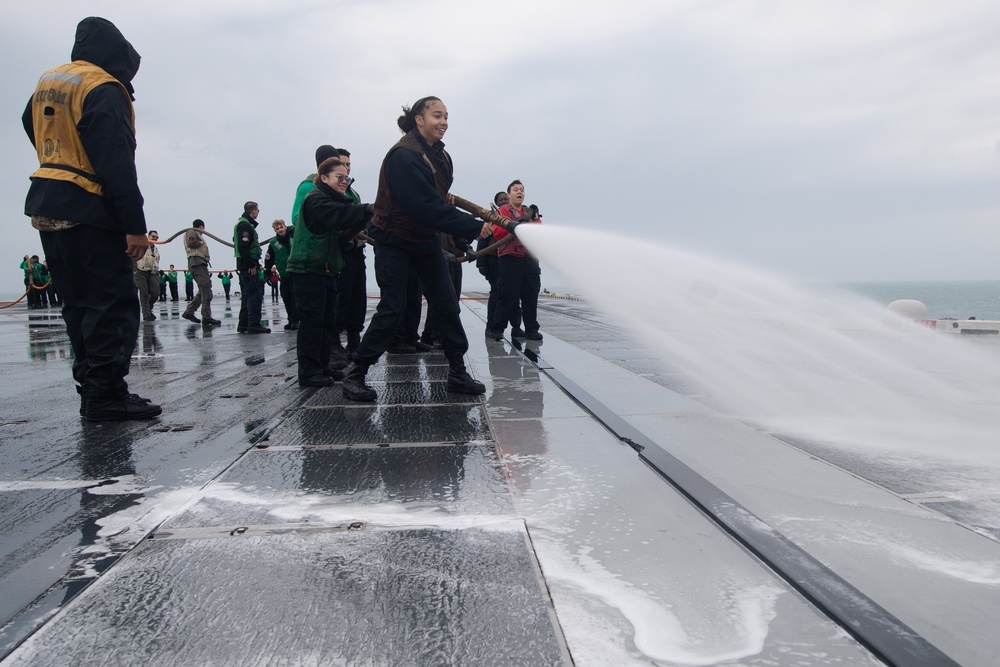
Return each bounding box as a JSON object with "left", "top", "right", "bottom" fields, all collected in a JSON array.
[
  {"left": 304, "top": 381, "right": 481, "bottom": 407},
  {"left": 165, "top": 444, "right": 513, "bottom": 528},
  {"left": 265, "top": 405, "right": 491, "bottom": 446},
  {"left": 5, "top": 526, "right": 570, "bottom": 667},
  {"left": 363, "top": 362, "right": 451, "bottom": 383}
]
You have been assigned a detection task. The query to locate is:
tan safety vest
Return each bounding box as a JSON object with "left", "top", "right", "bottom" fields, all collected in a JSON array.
[{"left": 30, "top": 61, "right": 135, "bottom": 197}]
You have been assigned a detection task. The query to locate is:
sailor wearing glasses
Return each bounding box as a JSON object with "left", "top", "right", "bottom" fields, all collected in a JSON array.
[{"left": 286, "top": 157, "right": 373, "bottom": 387}]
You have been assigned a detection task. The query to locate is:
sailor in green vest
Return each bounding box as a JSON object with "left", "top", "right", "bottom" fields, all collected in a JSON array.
[
  {"left": 264, "top": 219, "right": 297, "bottom": 330},
  {"left": 20, "top": 255, "right": 44, "bottom": 309},
  {"left": 286, "top": 157, "right": 372, "bottom": 386},
  {"left": 234, "top": 201, "right": 268, "bottom": 333},
  {"left": 220, "top": 270, "right": 232, "bottom": 300},
  {"left": 166, "top": 264, "right": 179, "bottom": 301}
]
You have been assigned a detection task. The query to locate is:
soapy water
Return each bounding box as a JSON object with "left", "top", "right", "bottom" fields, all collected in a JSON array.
[{"left": 516, "top": 224, "right": 1000, "bottom": 467}]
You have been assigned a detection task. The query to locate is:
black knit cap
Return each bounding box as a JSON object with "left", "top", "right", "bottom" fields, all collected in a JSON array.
[{"left": 315, "top": 145, "right": 339, "bottom": 167}]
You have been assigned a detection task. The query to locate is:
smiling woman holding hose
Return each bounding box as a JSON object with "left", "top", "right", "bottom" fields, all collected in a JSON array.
[{"left": 342, "top": 96, "right": 494, "bottom": 402}]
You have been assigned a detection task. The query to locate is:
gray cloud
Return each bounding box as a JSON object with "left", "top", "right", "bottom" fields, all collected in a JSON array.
[{"left": 3, "top": 1, "right": 1000, "bottom": 300}]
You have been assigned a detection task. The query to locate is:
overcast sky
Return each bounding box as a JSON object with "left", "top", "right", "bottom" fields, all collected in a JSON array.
[{"left": 3, "top": 0, "right": 999, "bottom": 297}]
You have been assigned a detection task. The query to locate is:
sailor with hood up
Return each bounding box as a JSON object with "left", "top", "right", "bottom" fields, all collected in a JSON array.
[{"left": 22, "top": 16, "right": 161, "bottom": 421}]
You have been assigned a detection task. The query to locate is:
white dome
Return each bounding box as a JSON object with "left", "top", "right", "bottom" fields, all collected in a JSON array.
[{"left": 886, "top": 299, "right": 929, "bottom": 319}]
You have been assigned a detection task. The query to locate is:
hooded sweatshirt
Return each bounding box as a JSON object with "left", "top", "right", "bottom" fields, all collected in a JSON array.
[{"left": 22, "top": 17, "right": 146, "bottom": 235}]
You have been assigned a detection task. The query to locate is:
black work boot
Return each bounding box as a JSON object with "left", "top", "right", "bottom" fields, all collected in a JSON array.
[
  {"left": 342, "top": 363, "right": 377, "bottom": 402},
  {"left": 323, "top": 365, "right": 346, "bottom": 380},
  {"left": 86, "top": 393, "right": 162, "bottom": 421},
  {"left": 299, "top": 374, "right": 334, "bottom": 388},
  {"left": 447, "top": 360, "right": 486, "bottom": 394}
]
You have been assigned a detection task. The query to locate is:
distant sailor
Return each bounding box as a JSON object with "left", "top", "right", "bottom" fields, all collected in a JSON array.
[
  {"left": 22, "top": 16, "right": 160, "bottom": 420},
  {"left": 134, "top": 230, "right": 160, "bottom": 321},
  {"left": 182, "top": 219, "right": 220, "bottom": 326},
  {"left": 234, "top": 201, "right": 269, "bottom": 333},
  {"left": 264, "top": 219, "right": 297, "bottom": 330}
]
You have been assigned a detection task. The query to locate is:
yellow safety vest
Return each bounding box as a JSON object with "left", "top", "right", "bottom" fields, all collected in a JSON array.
[{"left": 30, "top": 61, "right": 135, "bottom": 197}]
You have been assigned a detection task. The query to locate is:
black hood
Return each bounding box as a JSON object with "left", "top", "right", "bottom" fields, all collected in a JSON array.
[{"left": 71, "top": 17, "right": 141, "bottom": 97}]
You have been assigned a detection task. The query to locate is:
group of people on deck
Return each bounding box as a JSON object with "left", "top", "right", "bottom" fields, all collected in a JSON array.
[
  {"left": 281, "top": 97, "right": 544, "bottom": 400},
  {"left": 20, "top": 17, "right": 543, "bottom": 421}
]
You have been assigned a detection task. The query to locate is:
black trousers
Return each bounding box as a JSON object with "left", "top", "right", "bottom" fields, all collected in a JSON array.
[
  {"left": 423, "top": 258, "right": 462, "bottom": 342},
  {"left": 293, "top": 272, "right": 338, "bottom": 379},
  {"left": 168, "top": 281, "right": 178, "bottom": 301},
  {"left": 485, "top": 273, "right": 521, "bottom": 333},
  {"left": 237, "top": 269, "right": 264, "bottom": 329},
  {"left": 489, "top": 255, "right": 540, "bottom": 334},
  {"left": 336, "top": 251, "right": 367, "bottom": 334},
  {"left": 354, "top": 229, "right": 468, "bottom": 366},
  {"left": 34, "top": 278, "right": 49, "bottom": 306},
  {"left": 25, "top": 277, "right": 41, "bottom": 308},
  {"left": 394, "top": 270, "right": 422, "bottom": 345},
  {"left": 40, "top": 225, "right": 139, "bottom": 397},
  {"left": 279, "top": 273, "right": 298, "bottom": 324},
  {"left": 47, "top": 282, "right": 61, "bottom": 306}
]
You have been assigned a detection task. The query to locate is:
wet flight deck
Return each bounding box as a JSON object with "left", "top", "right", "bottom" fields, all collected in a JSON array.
[{"left": 1, "top": 295, "right": 999, "bottom": 665}]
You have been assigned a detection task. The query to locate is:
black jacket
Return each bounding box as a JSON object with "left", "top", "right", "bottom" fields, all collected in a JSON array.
[
  {"left": 381, "top": 132, "right": 482, "bottom": 242},
  {"left": 22, "top": 17, "right": 146, "bottom": 235},
  {"left": 301, "top": 182, "right": 370, "bottom": 237}
]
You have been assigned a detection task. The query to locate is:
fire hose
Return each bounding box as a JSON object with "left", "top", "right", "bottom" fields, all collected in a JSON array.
[
  {"left": 98, "top": 196, "right": 517, "bottom": 275},
  {"left": 450, "top": 195, "right": 523, "bottom": 263}
]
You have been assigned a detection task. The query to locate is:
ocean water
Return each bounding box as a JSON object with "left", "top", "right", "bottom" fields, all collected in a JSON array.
[{"left": 835, "top": 280, "right": 1000, "bottom": 321}]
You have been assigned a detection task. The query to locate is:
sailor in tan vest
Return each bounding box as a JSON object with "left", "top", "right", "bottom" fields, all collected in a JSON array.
[
  {"left": 22, "top": 17, "right": 161, "bottom": 421},
  {"left": 134, "top": 229, "right": 160, "bottom": 321},
  {"left": 181, "top": 219, "right": 221, "bottom": 327}
]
